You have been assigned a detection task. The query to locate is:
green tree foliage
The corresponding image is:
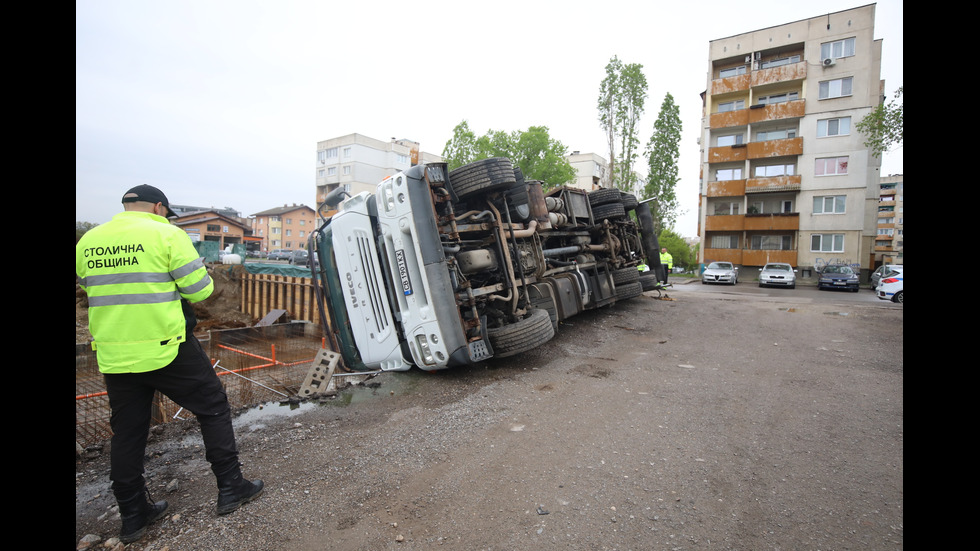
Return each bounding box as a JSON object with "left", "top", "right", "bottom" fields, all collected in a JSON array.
[
  {"left": 597, "top": 56, "right": 647, "bottom": 192},
  {"left": 442, "top": 121, "right": 576, "bottom": 188},
  {"left": 856, "top": 86, "right": 903, "bottom": 158},
  {"left": 643, "top": 93, "right": 683, "bottom": 233}
]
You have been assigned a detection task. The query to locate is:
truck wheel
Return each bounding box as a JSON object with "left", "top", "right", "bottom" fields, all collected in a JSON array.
[
  {"left": 615, "top": 281, "right": 643, "bottom": 301},
  {"left": 639, "top": 274, "right": 659, "bottom": 291},
  {"left": 487, "top": 308, "right": 555, "bottom": 358},
  {"left": 620, "top": 192, "right": 638, "bottom": 211},
  {"left": 588, "top": 188, "right": 622, "bottom": 206},
  {"left": 591, "top": 201, "right": 626, "bottom": 221},
  {"left": 612, "top": 267, "right": 640, "bottom": 285},
  {"left": 449, "top": 158, "right": 516, "bottom": 200}
]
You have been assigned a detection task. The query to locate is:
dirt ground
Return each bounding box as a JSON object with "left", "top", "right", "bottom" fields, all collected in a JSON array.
[{"left": 75, "top": 281, "right": 903, "bottom": 551}]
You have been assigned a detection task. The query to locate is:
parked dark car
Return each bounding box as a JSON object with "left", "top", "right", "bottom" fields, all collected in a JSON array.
[
  {"left": 817, "top": 265, "right": 860, "bottom": 292},
  {"left": 267, "top": 249, "right": 293, "bottom": 261},
  {"left": 289, "top": 249, "right": 309, "bottom": 265}
]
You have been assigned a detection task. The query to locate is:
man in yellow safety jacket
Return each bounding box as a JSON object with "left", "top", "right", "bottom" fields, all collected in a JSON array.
[
  {"left": 76, "top": 185, "right": 263, "bottom": 543},
  {"left": 660, "top": 247, "right": 673, "bottom": 284}
]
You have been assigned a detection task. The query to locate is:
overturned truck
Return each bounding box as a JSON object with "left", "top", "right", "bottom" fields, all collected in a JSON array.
[{"left": 311, "top": 157, "right": 662, "bottom": 372}]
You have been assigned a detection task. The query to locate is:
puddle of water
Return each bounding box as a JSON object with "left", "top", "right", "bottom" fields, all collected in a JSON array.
[{"left": 233, "top": 370, "right": 427, "bottom": 427}]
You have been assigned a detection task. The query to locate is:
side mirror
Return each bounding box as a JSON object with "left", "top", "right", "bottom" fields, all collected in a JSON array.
[{"left": 324, "top": 187, "right": 351, "bottom": 208}]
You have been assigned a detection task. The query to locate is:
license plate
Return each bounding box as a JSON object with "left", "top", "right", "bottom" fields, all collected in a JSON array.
[
  {"left": 395, "top": 249, "right": 413, "bottom": 296},
  {"left": 833, "top": 281, "right": 845, "bottom": 285}
]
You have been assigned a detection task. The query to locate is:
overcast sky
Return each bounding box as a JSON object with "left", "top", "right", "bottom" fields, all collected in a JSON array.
[{"left": 76, "top": 0, "right": 902, "bottom": 238}]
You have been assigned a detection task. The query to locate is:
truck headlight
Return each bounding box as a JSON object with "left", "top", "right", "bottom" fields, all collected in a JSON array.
[{"left": 415, "top": 335, "right": 434, "bottom": 365}]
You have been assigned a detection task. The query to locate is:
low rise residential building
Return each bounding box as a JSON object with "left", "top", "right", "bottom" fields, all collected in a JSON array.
[
  {"left": 875, "top": 174, "right": 902, "bottom": 265},
  {"left": 251, "top": 204, "right": 317, "bottom": 254}
]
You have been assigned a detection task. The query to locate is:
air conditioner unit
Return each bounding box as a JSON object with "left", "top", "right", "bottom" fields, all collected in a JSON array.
[{"left": 822, "top": 57, "right": 836, "bottom": 67}]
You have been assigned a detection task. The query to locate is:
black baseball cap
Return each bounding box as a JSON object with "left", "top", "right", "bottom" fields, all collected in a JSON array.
[{"left": 121, "top": 185, "right": 178, "bottom": 218}]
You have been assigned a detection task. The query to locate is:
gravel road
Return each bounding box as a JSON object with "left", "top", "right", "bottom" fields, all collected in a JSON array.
[{"left": 76, "top": 287, "right": 903, "bottom": 550}]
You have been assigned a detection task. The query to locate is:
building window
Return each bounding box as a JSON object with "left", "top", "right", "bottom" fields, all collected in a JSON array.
[
  {"left": 754, "top": 164, "right": 795, "bottom": 177},
  {"left": 760, "top": 55, "right": 800, "bottom": 69},
  {"left": 717, "top": 99, "right": 744, "bottom": 113},
  {"left": 817, "top": 116, "right": 851, "bottom": 137},
  {"left": 324, "top": 147, "right": 338, "bottom": 159},
  {"left": 710, "top": 235, "right": 739, "bottom": 249},
  {"left": 327, "top": 167, "right": 337, "bottom": 176},
  {"left": 343, "top": 147, "right": 351, "bottom": 158},
  {"left": 820, "top": 37, "right": 856, "bottom": 60},
  {"left": 756, "top": 92, "right": 798, "bottom": 105},
  {"left": 343, "top": 165, "right": 351, "bottom": 175},
  {"left": 717, "top": 134, "right": 744, "bottom": 147},
  {"left": 207, "top": 224, "right": 220, "bottom": 232},
  {"left": 719, "top": 65, "right": 747, "bottom": 78},
  {"left": 317, "top": 168, "right": 325, "bottom": 178},
  {"left": 713, "top": 202, "right": 740, "bottom": 215},
  {"left": 810, "top": 233, "right": 844, "bottom": 252},
  {"left": 756, "top": 128, "right": 796, "bottom": 141},
  {"left": 815, "top": 157, "right": 848, "bottom": 176},
  {"left": 750, "top": 235, "right": 792, "bottom": 250},
  {"left": 818, "top": 77, "right": 853, "bottom": 99},
  {"left": 715, "top": 168, "right": 743, "bottom": 181},
  {"left": 813, "top": 195, "right": 846, "bottom": 214},
  {"left": 782, "top": 200, "right": 793, "bottom": 213},
  {"left": 396, "top": 154, "right": 409, "bottom": 164}
]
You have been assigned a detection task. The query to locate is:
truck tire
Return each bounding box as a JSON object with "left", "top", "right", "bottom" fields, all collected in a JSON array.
[
  {"left": 615, "top": 281, "right": 643, "bottom": 301},
  {"left": 639, "top": 273, "right": 659, "bottom": 291},
  {"left": 612, "top": 267, "right": 640, "bottom": 285},
  {"left": 588, "top": 188, "right": 622, "bottom": 206},
  {"left": 635, "top": 204, "right": 662, "bottom": 278},
  {"left": 487, "top": 308, "right": 555, "bottom": 358},
  {"left": 592, "top": 201, "right": 626, "bottom": 221},
  {"left": 449, "top": 158, "right": 516, "bottom": 200},
  {"left": 620, "top": 192, "right": 638, "bottom": 211}
]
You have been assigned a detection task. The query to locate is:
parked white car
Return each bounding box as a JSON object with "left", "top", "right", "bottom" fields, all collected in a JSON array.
[
  {"left": 702, "top": 262, "right": 738, "bottom": 285},
  {"left": 876, "top": 269, "right": 903, "bottom": 303},
  {"left": 758, "top": 262, "right": 797, "bottom": 289},
  {"left": 870, "top": 264, "right": 902, "bottom": 290}
]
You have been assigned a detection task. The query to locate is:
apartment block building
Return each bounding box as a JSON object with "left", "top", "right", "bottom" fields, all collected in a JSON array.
[
  {"left": 875, "top": 174, "right": 902, "bottom": 264},
  {"left": 251, "top": 204, "right": 317, "bottom": 253},
  {"left": 314, "top": 134, "right": 443, "bottom": 215},
  {"left": 698, "top": 4, "right": 884, "bottom": 278},
  {"left": 566, "top": 151, "right": 608, "bottom": 191}
]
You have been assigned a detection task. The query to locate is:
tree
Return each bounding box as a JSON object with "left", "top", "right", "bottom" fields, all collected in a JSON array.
[
  {"left": 643, "top": 93, "right": 683, "bottom": 233},
  {"left": 596, "top": 56, "right": 648, "bottom": 192},
  {"left": 443, "top": 121, "right": 478, "bottom": 171},
  {"left": 76, "top": 221, "right": 98, "bottom": 242},
  {"left": 442, "top": 121, "right": 576, "bottom": 188},
  {"left": 856, "top": 86, "right": 902, "bottom": 158}
]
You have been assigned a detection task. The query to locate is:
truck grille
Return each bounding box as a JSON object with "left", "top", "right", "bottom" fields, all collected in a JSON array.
[{"left": 356, "top": 233, "right": 391, "bottom": 334}]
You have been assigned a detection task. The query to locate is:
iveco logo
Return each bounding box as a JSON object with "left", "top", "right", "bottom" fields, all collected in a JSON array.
[{"left": 345, "top": 272, "right": 358, "bottom": 308}]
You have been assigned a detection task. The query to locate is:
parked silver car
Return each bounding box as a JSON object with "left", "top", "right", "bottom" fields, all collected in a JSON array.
[
  {"left": 758, "top": 262, "right": 797, "bottom": 288},
  {"left": 702, "top": 261, "right": 738, "bottom": 285}
]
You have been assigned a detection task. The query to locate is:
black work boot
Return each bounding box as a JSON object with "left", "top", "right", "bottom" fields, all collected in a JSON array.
[
  {"left": 215, "top": 465, "right": 264, "bottom": 515},
  {"left": 117, "top": 489, "right": 168, "bottom": 544}
]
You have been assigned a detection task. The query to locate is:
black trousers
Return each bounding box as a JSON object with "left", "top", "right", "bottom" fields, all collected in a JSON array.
[{"left": 103, "top": 334, "right": 239, "bottom": 497}]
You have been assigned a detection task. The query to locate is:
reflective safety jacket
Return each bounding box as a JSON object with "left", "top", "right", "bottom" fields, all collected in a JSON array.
[
  {"left": 76, "top": 211, "right": 214, "bottom": 373},
  {"left": 659, "top": 251, "right": 673, "bottom": 269}
]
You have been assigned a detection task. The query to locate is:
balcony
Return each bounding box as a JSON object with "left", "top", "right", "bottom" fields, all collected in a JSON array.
[
  {"left": 743, "top": 212, "right": 799, "bottom": 231},
  {"left": 708, "top": 144, "right": 747, "bottom": 163},
  {"left": 710, "top": 73, "right": 751, "bottom": 95},
  {"left": 705, "top": 214, "right": 744, "bottom": 232},
  {"left": 707, "top": 179, "right": 746, "bottom": 197},
  {"left": 746, "top": 174, "right": 801, "bottom": 193},
  {"left": 747, "top": 137, "right": 803, "bottom": 159},
  {"left": 751, "top": 61, "right": 806, "bottom": 87},
  {"left": 748, "top": 100, "right": 805, "bottom": 124}
]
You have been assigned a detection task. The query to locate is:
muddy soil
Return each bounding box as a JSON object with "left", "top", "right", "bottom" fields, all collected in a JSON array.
[{"left": 75, "top": 287, "right": 903, "bottom": 551}]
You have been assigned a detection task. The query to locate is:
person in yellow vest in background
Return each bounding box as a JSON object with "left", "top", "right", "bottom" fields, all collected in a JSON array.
[
  {"left": 659, "top": 247, "right": 673, "bottom": 284},
  {"left": 76, "top": 185, "right": 263, "bottom": 544}
]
